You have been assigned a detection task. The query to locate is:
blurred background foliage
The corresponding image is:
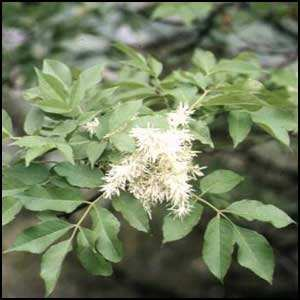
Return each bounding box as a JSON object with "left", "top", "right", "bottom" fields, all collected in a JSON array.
[{"left": 2, "top": 2, "right": 298, "bottom": 298}]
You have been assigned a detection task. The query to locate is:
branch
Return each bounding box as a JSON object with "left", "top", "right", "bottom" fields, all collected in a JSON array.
[
  {"left": 139, "top": 3, "right": 234, "bottom": 54},
  {"left": 169, "top": 3, "right": 234, "bottom": 56},
  {"left": 263, "top": 13, "right": 298, "bottom": 41}
]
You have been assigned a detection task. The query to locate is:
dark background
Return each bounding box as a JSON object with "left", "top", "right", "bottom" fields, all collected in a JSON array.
[{"left": 2, "top": 2, "right": 298, "bottom": 298}]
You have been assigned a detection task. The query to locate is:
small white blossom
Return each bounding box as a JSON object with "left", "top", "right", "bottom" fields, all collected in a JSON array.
[
  {"left": 167, "top": 102, "right": 194, "bottom": 128},
  {"left": 81, "top": 118, "right": 100, "bottom": 136},
  {"left": 101, "top": 103, "right": 205, "bottom": 219}
]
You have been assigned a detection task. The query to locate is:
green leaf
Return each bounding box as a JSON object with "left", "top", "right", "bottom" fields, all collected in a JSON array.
[
  {"left": 166, "top": 85, "right": 198, "bottom": 106},
  {"left": 54, "top": 162, "right": 103, "bottom": 188},
  {"left": 95, "top": 114, "right": 110, "bottom": 140},
  {"left": 250, "top": 107, "right": 295, "bottom": 146},
  {"left": 171, "top": 71, "right": 209, "bottom": 90},
  {"left": 6, "top": 220, "right": 72, "bottom": 253},
  {"left": 35, "top": 68, "right": 67, "bottom": 103},
  {"left": 226, "top": 200, "right": 295, "bottom": 228},
  {"left": 113, "top": 86, "right": 155, "bottom": 103},
  {"left": 2, "top": 175, "right": 28, "bottom": 198},
  {"left": 202, "top": 92, "right": 262, "bottom": 110},
  {"left": 2, "top": 197, "right": 23, "bottom": 226},
  {"left": 68, "top": 64, "right": 104, "bottom": 109},
  {"left": 271, "top": 68, "right": 298, "bottom": 89},
  {"left": 148, "top": 56, "right": 163, "bottom": 78},
  {"left": 36, "top": 100, "right": 71, "bottom": 114},
  {"left": 86, "top": 141, "right": 107, "bottom": 168},
  {"left": 24, "top": 107, "right": 45, "bottom": 135},
  {"left": 5, "top": 163, "right": 50, "bottom": 185},
  {"left": 92, "top": 206, "right": 123, "bottom": 263},
  {"left": 189, "top": 119, "right": 214, "bottom": 148},
  {"left": 76, "top": 229, "right": 113, "bottom": 276},
  {"left": 43, "top": 59, "right": 72, "bottom": 89},
  {"left": 152, "top": 3, "right": 213, "bottom": 26},
  {"left": 23, "top": 87, "right": 41, "bottom": 102},
  {"left": 212, "top": 59, "right": 261, "bottom": 75},
  {"left": 200, "top": 170, "right": 243, "bottom": 195},
  {"left": 192, "top": 49, "right": 216, "bottom": 74},
  {"left": 202, "top": 216, "right": 234, "bottom": 282},
  {"left": 13, "top": 136, "right": 54, "bottom": 148},
  {"left": 109, "top": 100, "right": 143, "bottom": 131},
  {"left": 76, "top": 244, "right": 113, "bottom": 276},
  {"left": 16, "top": 185, "right": 83, "bottom": 213},
  {"left": 115, "top": 43, "right": 149, "bottom": 72},
  {"left": 25, "top": 144, "right": 55, "bottom": 166},
  {"left": 56, "top": 143, "right": 75, "bottom": 165},
  {"left": 50, "top": 120, "right": 77, "bottom": 137},
  {"left": 37, "top": 211, "right": 59, "bottom": 222},
  {"left": 228, "top": 111, "right": 252, "bottom": 148},
  {"left": 112, "top": 192, "right": 150, "bottom": 232},
  {"left": 77, "top": 228, "right": 96, "bottom": 247},
  {"left": 162, "top": 203, "right": 203, "bottom": 243},
  {"left": 2, "top": 109, "right": 13, "bottom": 139},
  {"left": 255, "top": 106, "right": 297, "bottom": 131},
  {"left": 260, "top": 124, "right": 290, "bottom": 146},
  {"left": 69, "top": 79, "right": 85, "bottom": 108},
  {"left": 258, "top": 88, "right": 295, "bottom": 108},
  {"left": 234, "top": 225, "right": 274, "bottom": 283},
  {"left": 41, "top": 240, "right": 72, "bottom": 296},
  {"left": 79, "top": 64, "right": 104, "bottom": 90},
  {"left": 110, "top": 132, "right": 136, "bottom": 153},
  {"left": 69, "top": 133, "right": 90, "bottom": 159}
]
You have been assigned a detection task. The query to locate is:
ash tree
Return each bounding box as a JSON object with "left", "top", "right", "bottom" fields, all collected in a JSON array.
[{"left": 2, "top": 39, "right": 297, "bottom": 296}]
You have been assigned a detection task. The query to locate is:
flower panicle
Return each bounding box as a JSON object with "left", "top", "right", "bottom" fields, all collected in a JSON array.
[{"left": 100, "top": 102, "right": 206, "bottom": 219}]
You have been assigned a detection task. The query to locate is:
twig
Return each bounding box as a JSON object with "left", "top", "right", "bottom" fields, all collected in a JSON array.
[
  {"left": 57, "top": 191, "right": 103, "bottom": 220},
  {"left": 68, "top": 195, "right": 103, "bottom": 241}
]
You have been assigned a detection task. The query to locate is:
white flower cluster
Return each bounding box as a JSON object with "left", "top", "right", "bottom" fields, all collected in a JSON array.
[
  {"left": 101, "top": 103, "right": 206, "bottom": 218},
  {"left": 81, "top": 118, "right": 100, "bottom": 136}
]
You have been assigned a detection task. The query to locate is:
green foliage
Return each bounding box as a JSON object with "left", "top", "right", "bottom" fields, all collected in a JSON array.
[
  {"left": 109, "top": 99, "right": 143, "bottom": 131},
  {"left": 152, "top": 3, "right": 213, "bottom": 26},
  {"left": 43, "top": 59, "right": 72, "bottom": 89},
  {"left": 86, "top": 141, "right": 107, "bottom": 168},
  {"left": 234, "top": 226, "right": 274, "bottom": 283},
  {"left": 2, "top": 175, "right": 28, "bottom": 198},
  {"left": 24, "top": 107, "right": 45, "bottom": 135},
  {"left": 91, "top": 206, "right": 123, "bottom": 263},
  {"left": 225, "top": 200, "right": 295, "bottom": 228},
  {"left": 54, "top": 162, "right": 104, "bottom": 188},
  {"left": 192, "top": 49, "right": 216, "bottom": 74},
  {"left": 2, "top": 42, "right": 297, "bottom": 296},
  {"left": 202, "top": 216, "right": 234, "bottom": 282},
  {"left": 200, "top": 170, "right": 244, "bottom": 195},
  {"left": 15, "top": 185, "right": 83, "bottom": 213},
  {"left": 112, "top": 192, "right": 150, "bottom": 233},
  {"left": 228, "top": 111, "right": 252, "bottom": 148},
  {"left": 76, "top": 228, "right": 113, "bottom": 276},
  {"left": 162, "top": 203, "right": 203, "bottom": 243},
  {"left": 40, "top": 240, "right": 72, "bottom": 296},
  {"left": 250, "top": 107, "right": 296, "bottom": 146},
  {"left": 4, "top": 163, "right": 50, "bottom": 185},
  {"left": 6, "top": 220, "right": 72, "bottom": 253},
  {"left": 2, "top": 197, "right": 23, "bottom": 226},
  {"left": 13, "top": 136, "right": 75, "bottom": 166},
  {"left": 189, "top": 119, "right": 214, "bottom": 148}
]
